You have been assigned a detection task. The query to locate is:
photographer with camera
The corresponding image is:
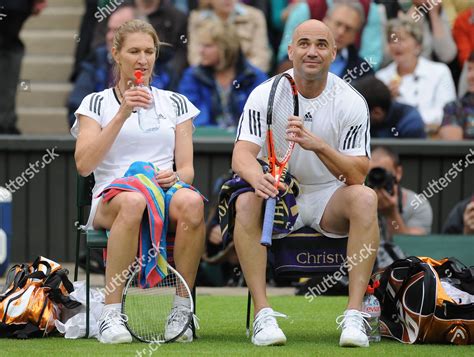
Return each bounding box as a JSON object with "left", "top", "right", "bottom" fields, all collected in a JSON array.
[{"left": 367, "top": 147, "right": 432, "bottom": 267}]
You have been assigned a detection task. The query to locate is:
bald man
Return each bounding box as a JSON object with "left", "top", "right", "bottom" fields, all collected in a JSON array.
[{"left": 230, "top": 20, "right": 379, "bottom": 347}]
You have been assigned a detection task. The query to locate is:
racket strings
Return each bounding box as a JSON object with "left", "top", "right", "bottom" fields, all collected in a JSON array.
[
  {"left": 123, "top": 269, "right": 190, "bottom": 343},
  {"left": 270, "top": 79, "right": 295, "bottom": 163}
]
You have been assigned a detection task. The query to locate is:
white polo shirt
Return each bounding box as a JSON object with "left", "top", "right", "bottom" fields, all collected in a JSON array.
[
  {"left": 236, "top": 70, "right": 370, "bottom": 187},
  {"left": 71, "top": 87, "right": 199, "bottom": 228}
]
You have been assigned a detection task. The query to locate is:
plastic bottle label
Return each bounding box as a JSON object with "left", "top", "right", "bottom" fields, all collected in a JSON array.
[
  {"left": 365, "top": 305, "right": 381, "bottom": 314},
  {"left": 0, "top": 229, "right": 7, "bottom": 264}
]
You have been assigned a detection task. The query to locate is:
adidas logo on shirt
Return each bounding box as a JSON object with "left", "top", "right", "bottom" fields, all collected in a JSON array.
[{"left": 304, "top": 112, "right": 313, "bottom": 122}]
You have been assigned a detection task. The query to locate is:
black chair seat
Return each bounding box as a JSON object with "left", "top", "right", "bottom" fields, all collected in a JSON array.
[
  {"left": 271, "top": 226, "right": 348, "bottom": 277},
  {"left": 86, "top": 230, "right": 108, "bottom": 248}
]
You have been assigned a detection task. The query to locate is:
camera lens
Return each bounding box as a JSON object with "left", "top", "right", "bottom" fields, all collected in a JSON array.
[
  {"left": 366, "top": 167, "right": 395, "bottom": 195},
  {"left": 366, "top": 167, "right": 387, "bottom": 189}
]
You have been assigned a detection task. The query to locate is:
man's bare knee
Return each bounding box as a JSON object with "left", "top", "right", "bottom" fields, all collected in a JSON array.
[
  {"left": 235, "top": 192, "right": 263, "bottom": 218},
  {"left": 234, "top": 193, "right": 264, "bottom": 240},
  {"left": 348, "top": 186, "right": 378, "bottom": 219}
]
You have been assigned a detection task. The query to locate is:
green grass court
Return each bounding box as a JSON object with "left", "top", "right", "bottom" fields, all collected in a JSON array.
[{"left": 4, "top": 295, "right": 473, "bottom": 356}]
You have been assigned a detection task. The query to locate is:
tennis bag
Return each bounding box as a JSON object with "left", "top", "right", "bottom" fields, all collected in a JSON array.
[
  {"left": 373, "top": 256, "right": 474, "bottom": 344},
  {"left": 0, "top": 256, "right": 81, "bottom": 338}
]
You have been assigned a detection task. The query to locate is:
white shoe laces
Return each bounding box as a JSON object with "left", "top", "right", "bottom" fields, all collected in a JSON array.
[
  {"left": 192, "top": 314, "right": 200, "bottom": 330},
  {"left": 168, "top": 305, "right": 200, "bottom": 330},
  {"left": 100, "top": 309, "right": 128, "bottom": 331},
  {"left": 253, "top": 309, "right": 287, "bottom": 336},
  {"left": 336, "top": 310, "right": 371, "bottom": 332}
]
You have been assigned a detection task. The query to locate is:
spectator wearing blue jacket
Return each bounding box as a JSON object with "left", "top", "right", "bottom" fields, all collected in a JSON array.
[
  {"left": 354, "top": 76, "right": 426, "bottom": 138},
  {"left": 178, "top": 20, "right": 267, "bottom": 129}
]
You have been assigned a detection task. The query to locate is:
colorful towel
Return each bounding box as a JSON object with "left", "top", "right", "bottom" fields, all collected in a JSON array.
[{"left": 100, "top": 161, "right": 203, "bottom": 288}]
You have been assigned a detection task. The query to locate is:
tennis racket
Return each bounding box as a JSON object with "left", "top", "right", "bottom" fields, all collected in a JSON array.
[
  {"left": 260, "top": 73, "right": 299, "bottom": 247},
  {"left": 121, "top": 263, "right": 193, "bottom": 343}
]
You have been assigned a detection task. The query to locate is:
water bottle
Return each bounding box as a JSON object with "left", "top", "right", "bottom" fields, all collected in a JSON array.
[
  {"left": 362, "top": 281, "right": 381, "bottom": 342},
  {"left": 134, "top": 70, "right": 160, "bottom": 132},
  {"left": 0, "top": 187, "right": 12, "bottom": 277}
]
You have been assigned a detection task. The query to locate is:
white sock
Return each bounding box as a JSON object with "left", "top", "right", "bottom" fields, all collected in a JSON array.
[
  {"left": 101, "top": 303, "right": 121, "bottom": 318},
  {"left": 104, "top": 303, "right": 121, "bottom": 311},
  {"left": 173, "top": 295, "right": 191, "bottom": 309}
]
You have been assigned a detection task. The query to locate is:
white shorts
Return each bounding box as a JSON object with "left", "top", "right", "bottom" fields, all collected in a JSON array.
[
  {"left": 286, "top": 181, "right": 347, "bottom": 238},
  {"left": 85, "top": 196, "right": 101, "bottom": 230},
  {"left": 84, "top": 183, "right": 108, "bottom": 230}
]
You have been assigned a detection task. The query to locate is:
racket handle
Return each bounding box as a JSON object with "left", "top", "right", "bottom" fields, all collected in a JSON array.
[{"left": 261, "top": 197, "right": 276, "bottom": 247}]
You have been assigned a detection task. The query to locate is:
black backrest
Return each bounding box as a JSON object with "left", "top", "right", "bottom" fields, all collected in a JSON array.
[
  {"left": 76, "top": 174, "right": 95, "bottom": 227},
  {"left": 76, "top": 174, "right": 95, "bottom": 208}
]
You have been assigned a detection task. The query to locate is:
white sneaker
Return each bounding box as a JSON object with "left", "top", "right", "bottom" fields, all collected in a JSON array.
[
  {"left": 336, "top": 309, "right": 370, "bottom": 347},
  {"left": 98, "top": 308, "right": 132, "bottom": 344},
  {"left": 164, "top": 305, "right": 196, "bottom": 343},
  {"left": 251, "top": 307, "right": 287, "bottom": 346}
]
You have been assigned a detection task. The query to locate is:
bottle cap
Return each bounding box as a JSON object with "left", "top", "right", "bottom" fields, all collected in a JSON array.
[
  {"left": 134, "top": 70, "right": 144, "bottom": 85},
  {"left": 366, "top": 280, "right": 380, "bottom": 294}
]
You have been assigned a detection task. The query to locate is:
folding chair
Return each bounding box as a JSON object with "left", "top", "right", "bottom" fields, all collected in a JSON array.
[
  {"left": 245, "top": 227, "right": 348, "bottom": 336},
  {"left": 73, "top": 174, "right": 197, "bottom": 339},
  {"left": 73, "top": 174, "right": 107, "bottom": 338}
]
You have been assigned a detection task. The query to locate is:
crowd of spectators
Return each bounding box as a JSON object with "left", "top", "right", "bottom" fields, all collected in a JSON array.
[{"left": 1, "top": 0, "right": 473, "bottom": 138}]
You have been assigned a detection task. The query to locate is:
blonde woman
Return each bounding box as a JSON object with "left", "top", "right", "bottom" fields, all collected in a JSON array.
[
  {"left": 178, "top": 20, "right": 267, "bottom": 129},
  {"left": 187, "top": 0, "right": 272, "bottom": 72},
  {"left": 72, "top": 20, "right": 205, "bottom": 344}
]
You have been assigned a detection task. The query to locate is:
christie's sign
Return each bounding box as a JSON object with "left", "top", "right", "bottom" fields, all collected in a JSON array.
[{"left": 296, "top": 252, "right": 346, "bottom": 265}]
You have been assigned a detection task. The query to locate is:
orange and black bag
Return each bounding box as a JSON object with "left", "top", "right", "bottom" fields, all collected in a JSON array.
[
  {"left": 373, "top": 256, "right": 474, "bottom": 345},
  {"left": 0, "top": 256, "right": 80, "bottom": 338}
]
